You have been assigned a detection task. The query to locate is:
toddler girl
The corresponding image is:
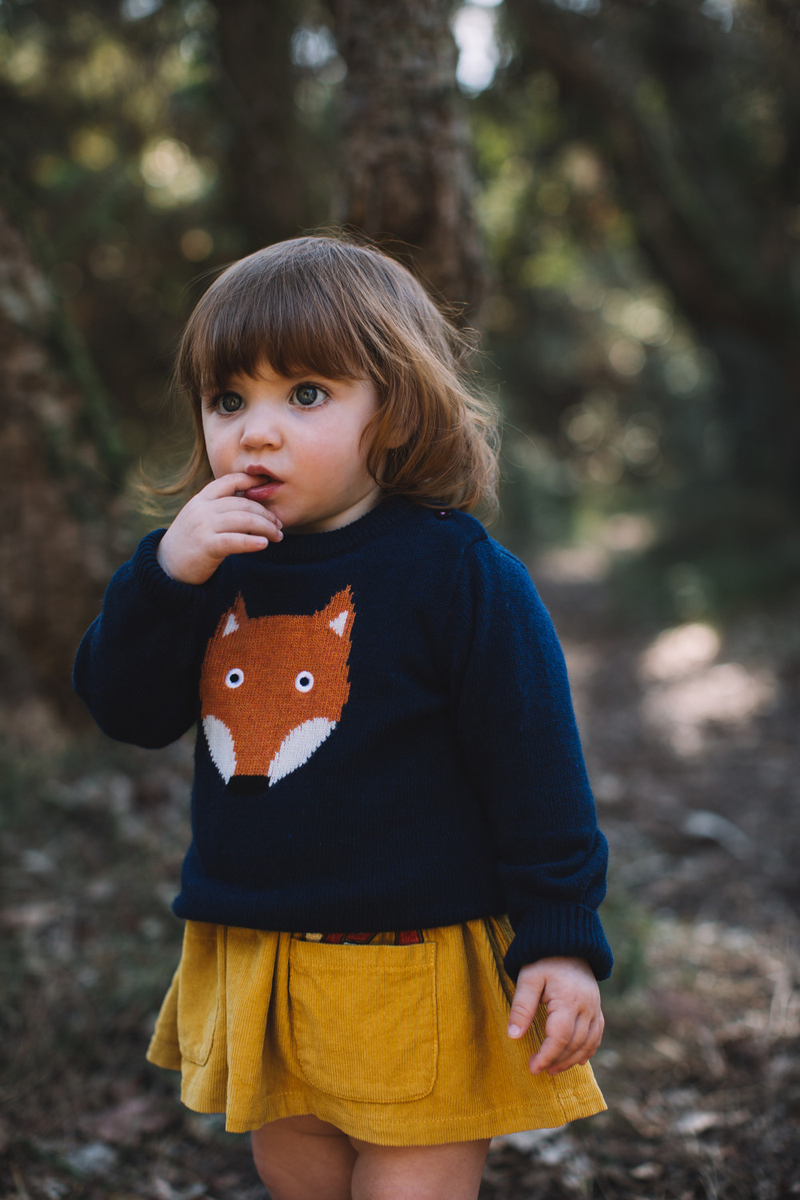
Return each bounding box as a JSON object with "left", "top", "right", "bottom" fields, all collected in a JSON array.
[{"left": 74, "top": 235, "right": 612, "bottom": 1200}]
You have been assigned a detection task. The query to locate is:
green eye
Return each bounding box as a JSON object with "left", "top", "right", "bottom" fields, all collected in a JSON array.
[
  {"left": 294, "top": 384, "right": 326, "bottom": 407},
  {"left": 217, "top": 392, "right": 243, "bottom": 413}
]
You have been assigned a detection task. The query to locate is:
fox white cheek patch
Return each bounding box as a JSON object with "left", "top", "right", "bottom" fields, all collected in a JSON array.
[
  {"left": 203, "top": 715, "right": 237, "bottom": 784},
  {"left": 268, "top": 718, "right": 336, "bottom": 785},
  {"left": 203, "top": 714, "right": 337, "bottom": 787}
]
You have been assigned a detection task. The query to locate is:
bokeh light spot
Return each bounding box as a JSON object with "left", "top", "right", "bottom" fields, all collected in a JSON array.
[
  {"left": 609, "top": 338, "right": 646, "bottom": 376},
  {"left": 641, "top": 623, "right": 722, "bottom": 682},
  {"left": 180, "top": 228, "right": 214, "bottom": 261},
  {"left": 453, "top": 5, "right": 501, "bottom": 94},
  {"left": 71, "top": 129, "right": 118, "bottom": 171},
  {"left": 140, "top": 139, "right": 216, "bottom": 208}
]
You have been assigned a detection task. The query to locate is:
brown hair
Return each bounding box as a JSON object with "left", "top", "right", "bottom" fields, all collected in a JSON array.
[{"left": 157, "top": 235, "right": 499, "bottom": 515}]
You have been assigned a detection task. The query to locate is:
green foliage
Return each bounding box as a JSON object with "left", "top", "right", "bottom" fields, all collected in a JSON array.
[
  {"left": 471, "top": 58, "right": 696, "bottom": 554},
  {"left": 471, "top": 0, "right": 800, "bottom": 598}
]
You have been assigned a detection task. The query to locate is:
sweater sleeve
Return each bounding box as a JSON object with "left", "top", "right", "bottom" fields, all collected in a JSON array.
[
  {"left": 73, "top": 530, "right": 213, "bottom": 748},
  {"left": 450, "top": 537, "right": 613, "bottom": 982}
]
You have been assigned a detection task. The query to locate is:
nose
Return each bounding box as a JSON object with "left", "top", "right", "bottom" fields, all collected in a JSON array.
[{"left": 240, "top": 405, "right": 283, "bottom": 450}]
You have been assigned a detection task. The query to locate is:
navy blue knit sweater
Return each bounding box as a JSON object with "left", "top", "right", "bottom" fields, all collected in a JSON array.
[{"left": 73, "top": 497, "right": 612, "bottom": 981}]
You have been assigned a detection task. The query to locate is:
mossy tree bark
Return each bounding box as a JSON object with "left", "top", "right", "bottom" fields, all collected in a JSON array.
[{"left": 328, "top": 0, "right": 486, "bottom": 319}]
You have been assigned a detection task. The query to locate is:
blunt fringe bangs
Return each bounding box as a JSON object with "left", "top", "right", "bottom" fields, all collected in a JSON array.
[{"left": 162, "top": 236, "right": 499, "bottom": 515}]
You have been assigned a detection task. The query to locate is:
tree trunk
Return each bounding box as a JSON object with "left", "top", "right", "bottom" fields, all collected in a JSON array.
[
  {"left": 0, "top": 207, "right": 121, "bottom": 725},
  {"left": 213, "top": 0, "right": 326, "bottom": 248},
  {"left": 328, "top": 0, "right": 486, "bottom": 319}
]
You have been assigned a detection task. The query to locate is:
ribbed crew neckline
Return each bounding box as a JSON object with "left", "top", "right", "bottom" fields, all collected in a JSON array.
[{"left": 259, "top": 495, "right": 416, "bottom": 563}]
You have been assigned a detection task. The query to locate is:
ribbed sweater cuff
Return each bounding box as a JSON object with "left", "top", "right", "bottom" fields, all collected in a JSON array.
[
  {"left": 131, "top": 529, "right": 215, "bottom": 611},
  {"left": 503, "top": 904, "right": 614, "bottom": 983}
]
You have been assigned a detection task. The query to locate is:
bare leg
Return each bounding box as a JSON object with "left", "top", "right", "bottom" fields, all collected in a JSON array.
[
  {"left": 349, "top": 1136, "right": 491, "bottom": 1200},
  {"left": 251, "top": 1114, "right": 357, "bottom": 1200},
  {"left": 252, "top": 1114, "right": 490, "bottom": 1200}
]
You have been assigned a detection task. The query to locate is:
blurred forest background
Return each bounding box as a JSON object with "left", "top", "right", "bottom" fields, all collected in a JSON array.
[{"left": 2, "top": 1, "right": 800, "bottom": 1198}]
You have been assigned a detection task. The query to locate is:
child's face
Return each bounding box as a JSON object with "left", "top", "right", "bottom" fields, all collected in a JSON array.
[{"left": 200, "top": 361, "right": 382, "bottom": 534}]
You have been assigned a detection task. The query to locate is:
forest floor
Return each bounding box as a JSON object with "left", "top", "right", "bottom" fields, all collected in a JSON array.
[{"left": 2, "top": 547, "right": 800, "bottom": 1200}]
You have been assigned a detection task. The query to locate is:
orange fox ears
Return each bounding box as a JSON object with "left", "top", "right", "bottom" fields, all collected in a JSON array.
[
  {"left": 217, "top": 594, "right": 248, "bottom": 638},
  {"left": 214, "top": 588, "right": 354, "bottom": 639},
  {"left": 321, "top": 587, "right": 354, "bottom": 640}
]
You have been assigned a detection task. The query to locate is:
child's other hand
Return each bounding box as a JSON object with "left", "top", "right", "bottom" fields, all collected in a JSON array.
[
  {"left": 157, "top": 474, "right": 283, "bottom": 585},
  {"left": 507, "top": 956, "right": 604, "bottom": 1076}
]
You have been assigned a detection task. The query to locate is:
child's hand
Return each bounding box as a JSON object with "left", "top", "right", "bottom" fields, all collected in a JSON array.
[
  {"left": 507, "top": 956, "right": 604, "bottom": 1076},
  {"left": 157, "top": 474, "right": 283, "bottom": 585}
]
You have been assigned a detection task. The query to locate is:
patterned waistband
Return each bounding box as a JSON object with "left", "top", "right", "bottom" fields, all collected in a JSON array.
[{"left": 293, "top": 930, "right": 425, "bottom": 945}]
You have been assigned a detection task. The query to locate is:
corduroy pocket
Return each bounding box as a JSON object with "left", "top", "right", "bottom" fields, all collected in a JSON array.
[
  {"left": 289, "top": 940, "right": 438, "bottom": 1102},
  {"left": 176, "top": 922, "right": 220, "bottom": 1066}
]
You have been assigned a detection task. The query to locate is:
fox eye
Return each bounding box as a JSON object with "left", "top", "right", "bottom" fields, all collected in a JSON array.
[
  {"left": 225, "top": 668, "right": 244, "bottom": 688},
  {"left": 295, "top": 671, "right": 314, "bottom": 692}
]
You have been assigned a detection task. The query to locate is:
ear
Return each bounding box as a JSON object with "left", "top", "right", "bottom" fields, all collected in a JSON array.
[
  {"left": 218, "top": 593, "right": 248, "bottom": 637},
  {"left": 323, "top": 586, "right": 354, "bottom": 639}
]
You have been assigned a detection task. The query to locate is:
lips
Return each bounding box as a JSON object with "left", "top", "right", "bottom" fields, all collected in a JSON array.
[
  {"left": 244, "top": 479, "right": 282, "bottom": 502},
  {"left": 243, "top": 467, "right": 282, "bottom": 502}
]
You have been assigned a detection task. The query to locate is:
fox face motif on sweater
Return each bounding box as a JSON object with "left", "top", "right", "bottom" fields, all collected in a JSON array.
[{"left": 200, "top": 587, "right": 354, "bottom": 793}]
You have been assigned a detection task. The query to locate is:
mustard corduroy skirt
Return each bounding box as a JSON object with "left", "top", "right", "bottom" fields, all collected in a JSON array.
[{"left": 146, "top": 915, "right": 606, "bottom": 1146}]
